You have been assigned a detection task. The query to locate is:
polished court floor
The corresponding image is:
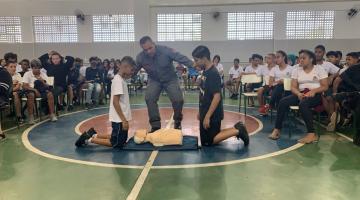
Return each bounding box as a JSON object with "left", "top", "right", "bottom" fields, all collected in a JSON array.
[{"left": 1, "top": 92, "right": 360, "bottom": 200}]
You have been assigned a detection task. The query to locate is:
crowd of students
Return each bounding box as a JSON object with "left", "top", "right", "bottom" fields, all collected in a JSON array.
[
  {"left": 0, "top": 51, "right": 145, "bottom": 141},
  {"left": 1, "top": 44, "right": 360, "bottom": 145},
  {"left": 220, "top": 45, "right": 360, "bottom": 144}
]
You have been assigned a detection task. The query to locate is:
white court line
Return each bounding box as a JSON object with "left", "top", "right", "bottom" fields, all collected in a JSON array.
[
  {"left": 126, "top": 113, "right": 174, "bottom": 200},
  {"left": 126, "top": 150, "right": 158, "bottom": 200}
]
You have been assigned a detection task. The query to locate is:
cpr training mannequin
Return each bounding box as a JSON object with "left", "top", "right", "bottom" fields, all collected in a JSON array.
[{"left": 134, "top": 128, "right": 183, "bottom": 147}]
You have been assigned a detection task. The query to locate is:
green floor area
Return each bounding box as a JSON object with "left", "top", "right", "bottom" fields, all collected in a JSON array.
[{"left": 1, "top": 91, "right": 360, "bottom": 200}]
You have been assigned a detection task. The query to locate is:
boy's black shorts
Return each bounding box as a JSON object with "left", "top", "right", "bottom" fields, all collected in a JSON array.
[
  {"left": 199, "top": 120, "right": 221, "bottom": 146},
  {"left": 110, "top": 122, "right": 128, "bottom": 148}
]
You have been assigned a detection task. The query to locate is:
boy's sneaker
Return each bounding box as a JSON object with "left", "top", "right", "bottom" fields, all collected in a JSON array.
[
  {"left": 75, "top": 132, "right": 91, "bottom": 147},
  {"left": 50, "top": 114, "right": 58, "bottom": 122},
  {"left": 17, "top": 116, "right": 24, "bottom": 124},
  {"left": 87, "top": 127, "right": 97, "bottom": 137},
  {"left": 234, "top": 121, "right": 250, "bottom": 146}
]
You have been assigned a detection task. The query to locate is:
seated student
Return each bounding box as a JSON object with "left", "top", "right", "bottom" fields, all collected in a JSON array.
[
  {"left": 22, "top": 59, "right": 57, "bottom": 124},
  {"left": 105, "top": 60, "right": 116, "bottom": 96},
  {"left": 75, "top": 56, "right": 136, "bottom": 148},
  {"left": 0, "top": 65, "right": 12, "bottom": 141},
  {"left": 19, "top": 59, "right": 30, "bottom": 77},
  {"left": 84, "top": 57, "right": 103, "bottom": 109},
  {"left": 67, "top": 61, "right": 81, "bottom": 111},
  {"left": 242, "top": 54, "right": 263, "bottom": 107},
  {"left": 213, "top": 55, "right": 224, "bottom": 86},
  {"left": 269, "top": 50, "right": 328, "bottom": 144},
  {"left": 187, "top": 65, "right": 199, "bottom": 90},
  {"left": 192, "top": 45, "right": 249, "bottom": 146},
  {"left": 314, "top": 45, "right": 340, "bottom": 123},
  {"left": 39, "top": 51, "right": 74, "bottom": 111},
  {"left": 225, "top": 58, "right": 243, "bottom": 99},
  {"left": 328, "top": 52, "right": 360, "bottom": 130},
  {"left": 181, "top": 67, "right": 189, "bottom": 90},
  {"left": 326, "top": 51, "right": 343, "bottom": 68},
  {"left": 4, "top": 61, "right": 24, "bottom": 123},
  {"left": 259, "top": 50, "right": 293, "bottom": 115},
  {"left": 4, "top": 52, "right": 22, "bottom": 73},
  {"left": 257, "top": 53, "right": 277, "bottom": 108}
]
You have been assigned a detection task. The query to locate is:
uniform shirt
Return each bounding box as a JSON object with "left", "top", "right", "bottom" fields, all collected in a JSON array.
[
  {"left": 319, "top": 61, "right": 340, "bottom": 75},
  {"left": 22, "top": 71, "right": 49, "bottom": 88},
  {"left": 136, "top": 45, "right": 193, "bottom": 83},
  {"left": 215, "top": 63, "right": 224, "bottom": 76},
  {"left": 257, "top": 64, "right": 277, "bottom": 77},
  {"left": 269, "top": 65, "right": 294, "bottom": 83},
  {"left": 244, "top": 65, "right": 261, "bottom": 74},
  {"left": 12, "top": 72, "right": 22, "bottom": 83},
  {"left": 291, "top": 65, "right": 328, "bottom": 91},
  {"left": 79, "top": 66, "right": 88, "bottom": 77},
  {"left": 109, "top": 74, "right": 131, "bottom": 123},
  {"left": 198, "top": 66, "right": 224, "bottom": 121},
  {"left": 228, "top": 66, "right": 243, "bottom": 79}
]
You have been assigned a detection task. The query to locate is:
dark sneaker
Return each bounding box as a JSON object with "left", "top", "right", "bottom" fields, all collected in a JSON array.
[
  {"left": 174, "top": 121, "right": 182, "bottom": 130},
  {"left": 87, "top": 127, "right": 97, "bottom": 137},
  {"left": 150, "top": 127, "right": 161, "bottom": 133},
  {"left": 17, "top": 116, "right": 24, "bottom": 124},
  {"left": 234, "top": 121, "right": 249, "bottom": 146},
  {"left": 75, "top": 131, "right": 92, "bottom": 147}
]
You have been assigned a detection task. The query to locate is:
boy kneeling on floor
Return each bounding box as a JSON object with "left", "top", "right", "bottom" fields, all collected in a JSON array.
[
  {"left": 192, "top": 45, "right": 249, "bottom": 147},
  {"left": 75, "top": 56, "right": 135, "bottom": 148}
]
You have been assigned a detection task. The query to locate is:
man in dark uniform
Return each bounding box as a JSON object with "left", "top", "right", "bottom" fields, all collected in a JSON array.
[{"left": 135, "top": 36, "right": 193, "bottom": 132}]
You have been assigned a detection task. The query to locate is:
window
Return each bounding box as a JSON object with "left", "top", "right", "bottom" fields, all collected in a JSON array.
[
  {"left": 0, "top": 16, "right": 22, "bottom": 43},
  {"left": 286, "top": 11, "right": 334, "bottom": 39},
  {"left": 157, "top": 13, "right": 201, "bottom": 41},
  {"left": 227, "top": 12, "right": 274, "bottom": 40},
  {"left": 33, "top": 16, "right": 78, "bottom": 43},
  {"left": 93, "top": 15, "right": 135, "bottom": 42}
]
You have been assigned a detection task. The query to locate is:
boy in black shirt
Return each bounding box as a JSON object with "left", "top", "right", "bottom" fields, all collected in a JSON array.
[{"left": 192, "top": 45, "right": 249, "bottom": 146}]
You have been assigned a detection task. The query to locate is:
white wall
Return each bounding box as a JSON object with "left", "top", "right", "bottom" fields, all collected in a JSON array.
[{"left": 0, "top": 0, "right": 359, "bottom": 71}]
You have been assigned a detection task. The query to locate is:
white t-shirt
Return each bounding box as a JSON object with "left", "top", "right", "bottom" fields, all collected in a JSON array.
[
  {"left": 228, "top": 66, "right": 243, "bottom": 79},
  {"left": 22, "top": 71, "right": 49, "bottom": 88},
  {"left": 291, "top": 65, "right": 328, "bottom": 91},
  {"left": 269, "top": 65, "right": 294, "bottom": 83},
  {"left": 109, "top": 74, "right": 132, "bottom": 123},
  {"left": 320, "top": 61, "right": 339, "bottom": 75},
  {"left": 12, "top": 72, "right": 22, "bottom": 83},
  {"left": 79, "top": 66, "right": 88, "bottom": 77},
  {"left": 16, "top": 64, "right": 22, "bottom": 73},
  {"left": 244, "top": 65, "right": 261, "bottom": 74},
  {"left": 215, "top": 63, "right": 224, "bottom": 76},
  {"left": 258, "top": 64, "right": 277, "bottom": 76}
]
